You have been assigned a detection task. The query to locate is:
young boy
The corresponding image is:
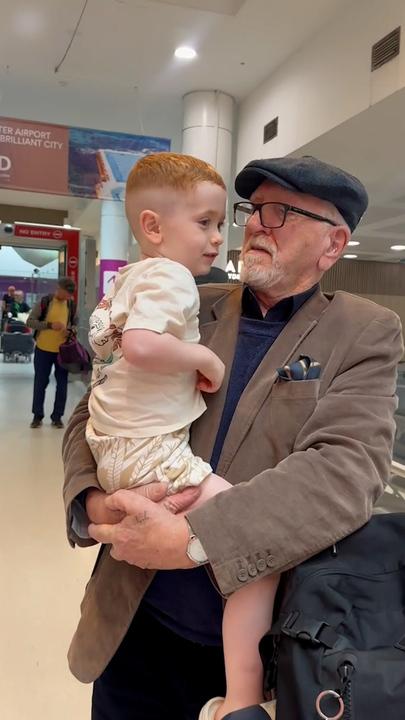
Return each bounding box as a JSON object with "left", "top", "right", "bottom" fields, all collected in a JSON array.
[{"left": 86, "top": 152, "right": 278, "bottom": 720}]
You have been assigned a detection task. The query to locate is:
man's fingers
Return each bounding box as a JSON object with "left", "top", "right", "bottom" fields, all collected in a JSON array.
[
  {"left": 162, "top": 486, "right": 201, "bottom": 513},
  {"left": 88, "top": 522, "right": 116, "bottom": 544},
  {"left": 105, "top": 488, "right": 150, "bottom": 514},
  {"left": 131, "top": 482, "right": 169, "bottom": 503}
]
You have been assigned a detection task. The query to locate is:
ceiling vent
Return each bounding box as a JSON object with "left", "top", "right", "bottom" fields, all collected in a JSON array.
[
  {"left": 263, "top": 117, "right": 278, "bottom": 144},
  {"left": 371, "top": 26, "right": 401, "bottom": 71}
]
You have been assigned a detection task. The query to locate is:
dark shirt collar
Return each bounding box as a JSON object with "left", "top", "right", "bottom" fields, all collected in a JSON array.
[{"left": 241, "top": 283, "right": 319, "bottom": 322}]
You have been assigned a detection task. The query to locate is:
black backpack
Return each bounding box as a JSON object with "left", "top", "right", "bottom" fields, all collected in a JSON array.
[{"left": 259, "top": 513, "right": 405, "bottom": 720}]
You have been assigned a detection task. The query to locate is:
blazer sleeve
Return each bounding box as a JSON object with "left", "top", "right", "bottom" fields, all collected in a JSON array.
[
  {"left": 187, "top": 313, "right": 404, "bottom": 596},
  {"left": 62, "top": 391, "right": 100, "bottom": 547}
]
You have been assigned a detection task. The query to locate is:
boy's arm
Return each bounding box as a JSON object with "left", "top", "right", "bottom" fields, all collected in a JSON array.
[{"left": 122, "top": 329, "right": 224, "bottom": 390}]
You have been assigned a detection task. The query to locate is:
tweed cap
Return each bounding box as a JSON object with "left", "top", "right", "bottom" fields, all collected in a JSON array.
[{"left": 235, "top": 156, "right": 368, "bottom": 231}]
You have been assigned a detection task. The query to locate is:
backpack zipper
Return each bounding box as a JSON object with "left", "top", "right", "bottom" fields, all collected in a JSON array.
[{"left": 338, "top": 661, "right": 355, "bottom": 720}]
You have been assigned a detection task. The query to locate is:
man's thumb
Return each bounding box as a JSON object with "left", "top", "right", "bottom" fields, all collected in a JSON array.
[{"left": 132, "top": 482, "right": 169, "bottom": 503}]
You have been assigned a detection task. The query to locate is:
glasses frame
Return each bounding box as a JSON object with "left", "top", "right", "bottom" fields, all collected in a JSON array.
[{"left": 233, "top": 201, "right": 339, "bottom": 229}]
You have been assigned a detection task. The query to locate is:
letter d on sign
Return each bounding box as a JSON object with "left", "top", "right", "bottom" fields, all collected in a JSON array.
[{"left": 0, "top": 156, "right": 11, "bottom": 171}]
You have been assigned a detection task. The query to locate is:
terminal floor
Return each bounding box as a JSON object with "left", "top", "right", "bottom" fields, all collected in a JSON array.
[{"left": 0, "top": 359, "right": 96, "bottom": 719}]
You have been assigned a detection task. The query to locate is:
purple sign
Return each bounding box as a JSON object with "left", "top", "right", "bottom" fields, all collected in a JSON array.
[{"left": 99, "top": 258, "right": 127, "bottom": 299}]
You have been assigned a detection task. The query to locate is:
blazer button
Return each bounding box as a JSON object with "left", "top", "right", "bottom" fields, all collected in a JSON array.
[
  {"left": 248, "top": 563, "right": 258, "bottom": 577},
  {"left": 266, "top": 555, "right": 276, "bottom": 568},
  {"left": 237, "top": 568, "right": 248, "bottom": 582},
  {"left": 256, "top": 559, "right": 267, "bottom": 572}
]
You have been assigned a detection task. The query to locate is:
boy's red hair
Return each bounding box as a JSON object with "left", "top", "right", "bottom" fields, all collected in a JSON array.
[{"left": 126, "top": 152, "right": 226, "bottom": 193}]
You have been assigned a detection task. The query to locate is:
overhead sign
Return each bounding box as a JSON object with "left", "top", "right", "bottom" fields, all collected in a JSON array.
[
  {"left": 13, "top": 222, "right": 80, "bottom": 299},
  {"left": 0, "top": 116, "right": 170, "bottom": 200}
]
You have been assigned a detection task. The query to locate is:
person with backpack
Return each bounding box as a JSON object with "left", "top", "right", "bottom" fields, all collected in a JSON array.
[{"left": 27, "top": 276, "right": 77, "bottom": 429}]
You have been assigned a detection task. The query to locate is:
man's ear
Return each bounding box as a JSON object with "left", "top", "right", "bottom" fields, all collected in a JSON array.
[
  {"left": 319, "top": 226, "right": 351, "bottom": 272},
  {"left": 139, "top": 210, "right": 162, "bottom": 245}
]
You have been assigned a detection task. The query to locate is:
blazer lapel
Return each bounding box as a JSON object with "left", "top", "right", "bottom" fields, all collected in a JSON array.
[
  {"left": 215, "top": 288, "right": 330, "bottom": 476},
  {"left": 191, "top": 286, "right": 243, "bottom": 461}
]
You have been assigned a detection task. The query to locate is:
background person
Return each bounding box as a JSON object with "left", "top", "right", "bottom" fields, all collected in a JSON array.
[
  {"left": 13, "top": 289, "right": 31, "bottom": 315},
  {"left": 63, "top": 156, "right": 403, "bottom": 720},
  {"left": 1, "top": 284, "right": 16, "bottom": 330},
  {"left": 27, "top": 276, "right": 77, "bottom": 429}
]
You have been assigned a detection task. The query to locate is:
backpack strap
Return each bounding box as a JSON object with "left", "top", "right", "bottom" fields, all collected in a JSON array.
[{"left": 38, "top": 294, "right": 51, "bottom": 322}]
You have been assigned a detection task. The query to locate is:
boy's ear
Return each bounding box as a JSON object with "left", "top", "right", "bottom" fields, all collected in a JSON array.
[{"left": 139, "top": 210, "right": 162, "bottom": 245}]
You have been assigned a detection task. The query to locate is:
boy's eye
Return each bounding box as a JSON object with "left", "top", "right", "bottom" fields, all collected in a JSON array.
[{"left": 199, "top": 219, "right": 210, "bottom": 227}]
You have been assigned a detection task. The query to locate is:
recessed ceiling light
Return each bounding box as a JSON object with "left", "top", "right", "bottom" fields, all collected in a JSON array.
[
  {"left": 347, "top": 240, "right": 360, "bottom": 246},
  {"left": 174, "top": 46, "right": 197, "bottom": 60},
  {"left": 390, "top": 245, "right": 405, "bottom": 251},
  {"left": 343, "top": 254, "right": 358, "bottom": 259}
]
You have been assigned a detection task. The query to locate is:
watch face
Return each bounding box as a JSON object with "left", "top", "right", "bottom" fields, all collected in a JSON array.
[{"left": 188, "top": 536, "right": 208, "bottom": 564}]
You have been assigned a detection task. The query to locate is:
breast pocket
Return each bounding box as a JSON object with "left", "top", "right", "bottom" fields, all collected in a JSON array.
[{"left": 263, "top": 379, "right": 321, "bottom": 460}]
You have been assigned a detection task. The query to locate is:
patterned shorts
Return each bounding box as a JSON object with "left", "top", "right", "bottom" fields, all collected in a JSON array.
[{"left": 86, "top": 420, "right": 212, "bottom": 494}]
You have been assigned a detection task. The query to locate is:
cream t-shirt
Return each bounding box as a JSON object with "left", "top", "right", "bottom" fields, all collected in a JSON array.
[{"left": 88, "top": 258, "right": 207, "bottom": 438}]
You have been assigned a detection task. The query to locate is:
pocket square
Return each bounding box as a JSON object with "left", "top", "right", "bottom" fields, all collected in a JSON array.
[{"left": 277, "top": 354, "right": 321, "bottom": 381}]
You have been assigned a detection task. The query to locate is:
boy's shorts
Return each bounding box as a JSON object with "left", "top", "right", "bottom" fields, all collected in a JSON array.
[{"left": 86, "top": 420, "right": 212, "bottom": 494}]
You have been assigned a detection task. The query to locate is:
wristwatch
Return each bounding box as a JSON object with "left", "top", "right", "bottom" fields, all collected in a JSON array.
[{"left": 185, "top": 519, "right": 208, "bottom": 565}]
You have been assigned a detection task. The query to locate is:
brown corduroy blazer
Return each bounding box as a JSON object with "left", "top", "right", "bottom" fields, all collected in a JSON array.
[{"left": 62, "top": 284, "right": 403, "bottom": 683}]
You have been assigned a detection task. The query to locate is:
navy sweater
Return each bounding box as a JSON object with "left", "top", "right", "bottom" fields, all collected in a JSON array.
[{"left": 142, "top": 284, "right": 317, "bottom": 644}]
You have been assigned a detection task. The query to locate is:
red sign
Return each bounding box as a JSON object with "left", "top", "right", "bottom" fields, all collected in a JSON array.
[
  {"left": 14, "top": 223, "right": 78, "bottom": 242},
  {"left": 14, "top": 223, "right": 80, "bottom": 302},
  {"left": 68, "top": 256, "right": 78, "bottom": 269},
  {"left": 0, "top": 117, "right": 69, "bottom": 195}
]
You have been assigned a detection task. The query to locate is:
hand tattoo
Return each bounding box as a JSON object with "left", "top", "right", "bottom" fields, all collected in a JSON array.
[{"left": 135, "top": 511, "right": 149, "bottom": 525}]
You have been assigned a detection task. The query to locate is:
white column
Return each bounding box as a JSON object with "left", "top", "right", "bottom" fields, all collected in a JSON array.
[
  {"left": 98, "top": 200, "right": 130, "bottom": 298},
  {"left": 182, "top": 91, "right": 234, "bottom": 270}
]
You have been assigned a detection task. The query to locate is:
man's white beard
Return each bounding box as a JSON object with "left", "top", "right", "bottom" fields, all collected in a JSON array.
[{"left": 240, "top": 253, "right": 284, "bottom": 292}]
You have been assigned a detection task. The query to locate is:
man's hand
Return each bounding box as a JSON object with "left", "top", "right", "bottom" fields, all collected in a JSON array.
[
  {"left": 88, "top": 490, "right": 196, "bottom": 569},
  {"left": 86, "top": 487, "right": 126, "bottom": 525},
  {"left": 51, "top": 321, "right": 66, "bottom": 331},
  {"left": 86, "top": 483, "right": 201, "bottom": 525}
]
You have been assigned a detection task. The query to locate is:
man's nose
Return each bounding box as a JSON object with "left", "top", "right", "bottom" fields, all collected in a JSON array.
[{"left": 246, "top": 208, "right": 263, "bottom": 229}]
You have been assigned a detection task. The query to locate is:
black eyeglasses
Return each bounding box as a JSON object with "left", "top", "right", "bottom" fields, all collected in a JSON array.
[{"left": 233, "top": 201, "right": 338, "bottom": 229}]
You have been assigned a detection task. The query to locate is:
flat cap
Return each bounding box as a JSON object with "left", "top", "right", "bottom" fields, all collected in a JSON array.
[{"left": 235, "top": 155, "right": 368, "bottom": 231}]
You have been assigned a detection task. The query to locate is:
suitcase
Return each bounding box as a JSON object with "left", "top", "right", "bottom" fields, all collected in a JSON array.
[{"left": 2, "top": 332, "right": 35, "bottom": 362}]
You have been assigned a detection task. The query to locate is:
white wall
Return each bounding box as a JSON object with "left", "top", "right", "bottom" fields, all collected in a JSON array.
[{"left": 237, "top": 0, "right": 405, "bottom": 169}]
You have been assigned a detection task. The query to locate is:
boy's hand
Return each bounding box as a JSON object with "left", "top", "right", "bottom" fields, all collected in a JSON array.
[{"left": 197, "top": 350, "right": 225, "bottom": 393}]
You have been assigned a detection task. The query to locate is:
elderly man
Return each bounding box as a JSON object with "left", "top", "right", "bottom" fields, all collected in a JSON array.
[{"left": 63, "top": 156, "right": 403, "bottom": 720}]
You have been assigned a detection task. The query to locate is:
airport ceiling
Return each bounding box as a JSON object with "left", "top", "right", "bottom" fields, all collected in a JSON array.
[
  {"left": 1, "top": 0, "right": 405, "bottom": 265},
  {"left": 1, "top": 0, "right": 347, "bottom": 102}
]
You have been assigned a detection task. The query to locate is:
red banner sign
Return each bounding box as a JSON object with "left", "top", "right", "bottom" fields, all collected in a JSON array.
[{"left": 14, "top": 223, "right": 79, "bottom": 300}]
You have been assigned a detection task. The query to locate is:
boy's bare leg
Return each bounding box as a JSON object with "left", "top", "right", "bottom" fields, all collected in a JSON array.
[
  {"left": 216, "top": 574, "right": 279, "bottom": 720},
  {"left": 159, "top": 474, "right": 279, "bottom": 718}
]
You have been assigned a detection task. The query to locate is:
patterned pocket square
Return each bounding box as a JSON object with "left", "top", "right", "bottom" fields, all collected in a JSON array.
[{"left": 277, "top": 354, "right": 321, "bottom": 381}]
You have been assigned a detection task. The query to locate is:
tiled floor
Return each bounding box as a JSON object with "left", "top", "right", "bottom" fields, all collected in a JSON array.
[{"left": 0, "top": 358, "right": 97, "bottom": 719}]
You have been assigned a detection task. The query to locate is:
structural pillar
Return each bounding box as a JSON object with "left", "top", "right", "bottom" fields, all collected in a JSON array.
[
  {"left": 181, "top": 91, "right": 234, "bottom": 269},
  {"left": 98, "top": 200, "right": 130, "bottom": 298}
]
